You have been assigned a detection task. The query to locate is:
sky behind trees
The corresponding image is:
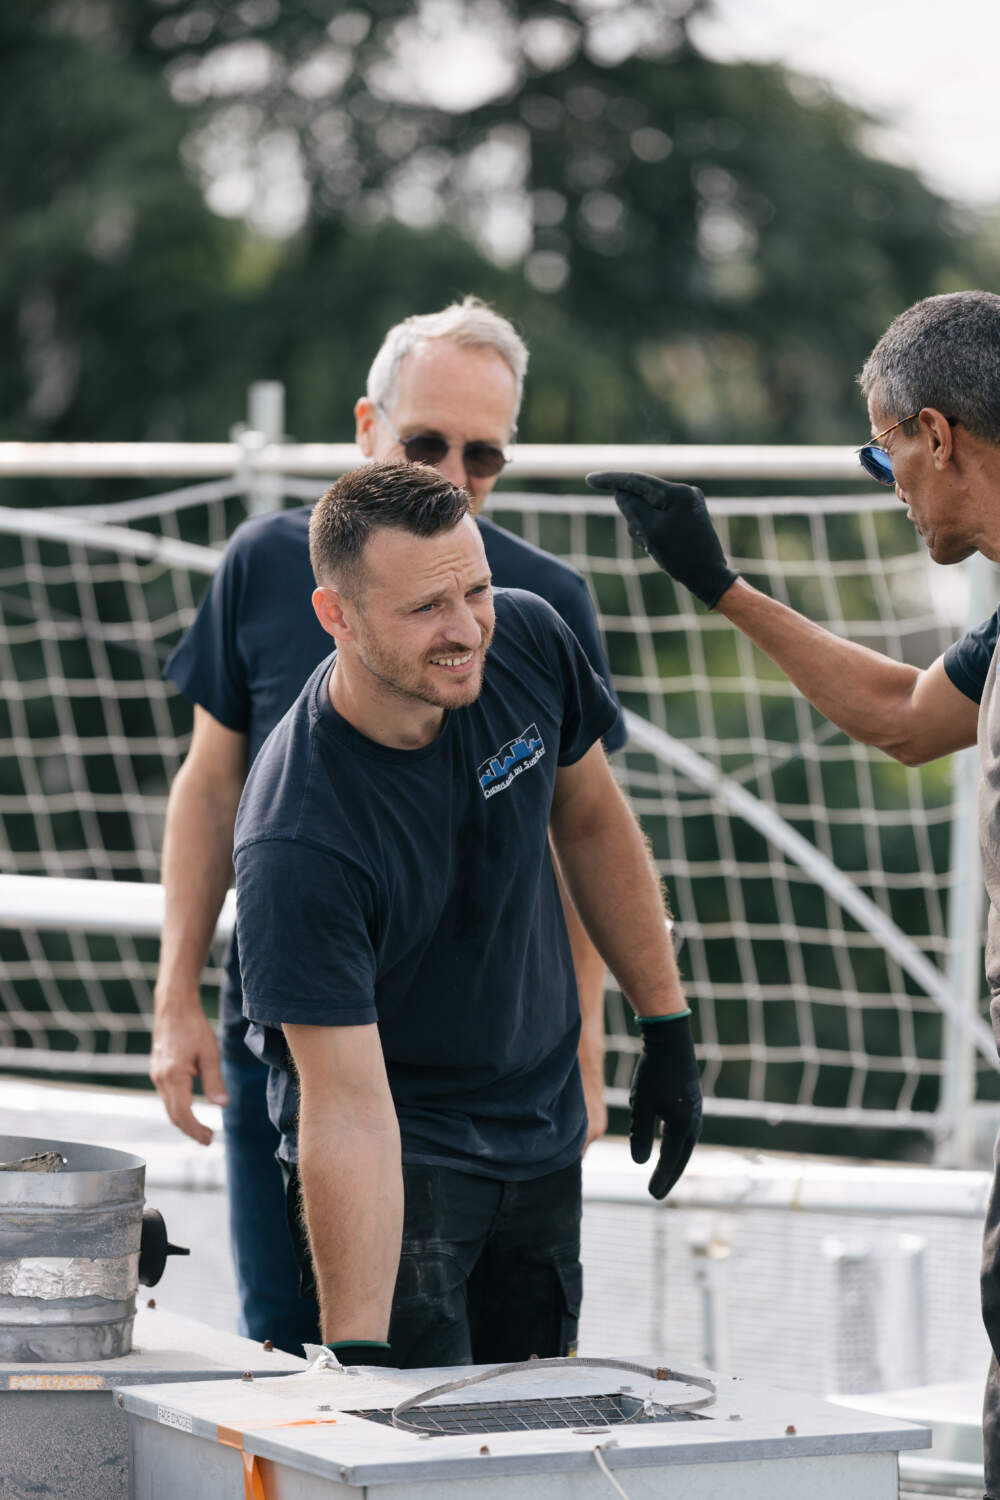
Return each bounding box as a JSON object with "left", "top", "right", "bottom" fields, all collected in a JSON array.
[{"left": 694, "top": 0, "right": 1000, "bottom": 208}]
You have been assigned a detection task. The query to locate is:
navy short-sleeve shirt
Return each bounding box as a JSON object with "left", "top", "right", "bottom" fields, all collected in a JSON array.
[
  {"left": 164, "top": 506, "right": 627, "bottom": 1053},
  {"left": 943, "top": 606, "right": 1000, "bottom": 704},
  {"left": 234, "top": 588, "right": 618, "bottom": 1179}
]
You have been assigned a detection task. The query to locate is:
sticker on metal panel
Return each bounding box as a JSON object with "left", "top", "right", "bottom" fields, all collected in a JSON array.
[
  {"left": 9, "top": 1373, "right": 104, "bottom": 1391},
  {"left": 157, "top": 1405, "right": 194, "bottom": 1433}
]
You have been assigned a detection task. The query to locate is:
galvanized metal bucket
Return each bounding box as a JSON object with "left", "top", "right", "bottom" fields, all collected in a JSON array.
[{"left": 0, "top": 1133, "right": 144, "bottom": 1362}]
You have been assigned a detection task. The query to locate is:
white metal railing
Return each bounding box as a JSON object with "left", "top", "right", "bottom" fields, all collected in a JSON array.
[
  {"left": 0, "top": 440, "right": 870, "bottom": 482},
  {"left": 0, "top": 403, "right": 992, "bottom": 1162}
]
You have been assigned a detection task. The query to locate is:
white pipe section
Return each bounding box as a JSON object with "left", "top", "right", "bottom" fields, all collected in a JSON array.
[
  {"left": 582, "top": 1138, "right": 991, "bottom": 1217},
  {"left": 0, "top": 505, "right": 221, "bottom": 574},
  {"left": 0, "top": 874, "right": 235, "bottom": 941},
  {"left": 0, "top": 441, "right": 869, "bottom": 481}
]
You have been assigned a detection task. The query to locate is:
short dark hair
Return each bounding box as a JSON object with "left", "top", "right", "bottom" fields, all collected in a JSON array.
[
  {"left": 309, "top": 461, "right": 469, "bottom": 595},
  {"left": 859, "top": 290, "right": 1000, "bottom": 444}
]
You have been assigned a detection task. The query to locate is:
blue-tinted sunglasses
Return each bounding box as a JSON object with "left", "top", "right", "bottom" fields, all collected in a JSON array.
[{"left": 856, "top": 412, "right": 918, "bottom": 486}]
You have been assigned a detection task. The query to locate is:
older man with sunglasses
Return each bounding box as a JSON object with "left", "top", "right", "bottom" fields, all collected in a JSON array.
[
  {"left": 151, "top": 296, "right": 627, "bottom": 1357},
  {"left": 589, "top": 288, "right": 1000, "bottom": 1499}
]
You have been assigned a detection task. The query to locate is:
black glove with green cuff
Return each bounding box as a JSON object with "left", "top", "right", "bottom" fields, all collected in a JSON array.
[
  {"left": 630, "top": 1011, "right": 702, "bottom": 1200},
  {"left": 325, "top": 1340, "right": 395, "bottom": 1367},
  {"left": 586, "top": 471, "right": 738, "bottom": 609}
]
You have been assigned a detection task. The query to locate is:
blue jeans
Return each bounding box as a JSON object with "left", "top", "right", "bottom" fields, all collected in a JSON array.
[
  {"left": 285, "top": 1158, "right": 583, "bottom": 1367},
  {"left": 220, "top": 1049, "right": 320, "bottom": 1357}
]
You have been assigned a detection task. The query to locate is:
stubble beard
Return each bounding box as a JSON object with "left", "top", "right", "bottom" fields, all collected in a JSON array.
[{"left": 356, "top": 631, "right": 492, "bottom": 712}]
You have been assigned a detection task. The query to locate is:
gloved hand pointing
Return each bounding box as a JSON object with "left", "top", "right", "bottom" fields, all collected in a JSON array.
[
  {"left": 586, "top": 471, "right": 738, "bottom": 609},
  {"left": 630, "top": 1011, "right": 702, "bottom": 1200}
]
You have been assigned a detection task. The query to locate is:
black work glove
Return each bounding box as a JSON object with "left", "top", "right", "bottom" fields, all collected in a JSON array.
[
  {"left": 630, "top": 1012, "right": 702, "bottom": 1200},
  {"left": 586, "top": 470, "right": 738, "bottom": 609},
  {"left": 325, "top": 1340, "right": 395, "bottom": 1367}
]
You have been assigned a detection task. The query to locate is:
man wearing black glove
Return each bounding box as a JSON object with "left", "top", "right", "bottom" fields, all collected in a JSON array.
[
  {"left": 592, "top": 292, "right": 1000, "bottom": 1496},
  {"left": 586, "top": 472, "right": 738, "bottom": 610},
  {"left": 630, "top": 1011, "right": 703, "bottom": 1199}
]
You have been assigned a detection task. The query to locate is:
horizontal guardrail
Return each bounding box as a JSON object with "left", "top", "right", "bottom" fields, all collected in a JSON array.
[{"left": 0, "top": 440, "right": 871, "bottom": 482}]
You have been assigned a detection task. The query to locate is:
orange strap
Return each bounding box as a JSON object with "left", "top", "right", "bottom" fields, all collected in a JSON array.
[
  {"left": 217, "top": 1417, "right": 339, "bottom": 1500},
  {"left": 241, "top": 1452, "right": 267, "bottom": 1500}
]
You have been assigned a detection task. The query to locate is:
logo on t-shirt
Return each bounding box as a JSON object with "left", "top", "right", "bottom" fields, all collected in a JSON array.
[{"left": 478, "top": 724, "right": 545, "bottom": 799}]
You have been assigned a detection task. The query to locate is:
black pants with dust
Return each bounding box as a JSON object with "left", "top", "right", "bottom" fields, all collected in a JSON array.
[{"left": 284, "top": 1158, "right": 583, "bottom": 1368}]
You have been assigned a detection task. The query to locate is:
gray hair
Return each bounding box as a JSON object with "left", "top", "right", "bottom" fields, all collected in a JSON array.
[
  {"left": 366, "top": 295, "right": 528, "bottom": 426},
  {"left": 859, "top": 290, "right": 1000, "bottom": 444}
]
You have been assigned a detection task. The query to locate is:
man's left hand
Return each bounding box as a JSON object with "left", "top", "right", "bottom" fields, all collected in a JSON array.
[{"left": 629, "top": 1012, "right": 702, "bottom": 1199}]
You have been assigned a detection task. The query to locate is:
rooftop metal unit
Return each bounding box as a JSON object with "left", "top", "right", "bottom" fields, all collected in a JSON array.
[
  {"left": 117, "top": 1352, "right": 931, "bottom": 1499},
  {"left": 0, "top": 1304, "right": 305, "bottom": 1500},
  {"left": 835, "top": 1380, "right": 986, "bottom": 1494},
  {"left": 0, "top": 1132, "right": 306, "bottom": 1499}
]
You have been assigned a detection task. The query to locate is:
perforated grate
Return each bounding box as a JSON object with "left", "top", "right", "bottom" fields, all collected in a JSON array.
[{"left": 348, "top": 1393, "right": 707, "bottom": 1435}]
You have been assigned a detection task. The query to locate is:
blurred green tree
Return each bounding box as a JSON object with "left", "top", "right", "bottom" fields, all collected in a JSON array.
[{"left": 1, "top": 0, "right": 990, "bottom": 452}]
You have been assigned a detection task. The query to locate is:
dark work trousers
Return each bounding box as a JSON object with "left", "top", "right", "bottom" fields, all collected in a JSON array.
[
  {"left": 982, "top": 1130, "right": 1000, "bottom": 1497},
  {"left": 284, "top": 1158, "right": 583, "bottom": 1368}
]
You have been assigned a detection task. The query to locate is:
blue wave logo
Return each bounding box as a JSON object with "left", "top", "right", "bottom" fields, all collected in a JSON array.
[{"left": 478, "top": 724, "right": 545, "bottom": 799}]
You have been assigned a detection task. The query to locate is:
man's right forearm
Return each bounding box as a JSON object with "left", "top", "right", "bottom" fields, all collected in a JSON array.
[
  {"left": 586, "top": 472, "right": 976, "bottom": 766},
  {"left": 714, "top": 579, "right": 950, "bottom": 761},
  {"left": 298, "top": 1101, "right": 403, "bottom": 1343}
]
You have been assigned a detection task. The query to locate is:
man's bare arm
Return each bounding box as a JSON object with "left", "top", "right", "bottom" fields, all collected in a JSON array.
[
  {"left": 151, "top": 707, "right": 247, "bottom": 1143},
  {"left": 552, "top": 743, "right": 698, "bottom": 1198},
  {"left": 586, "top": 471, "right": 980, "bottom": 766},
  {"left": 716, "top": 580, "right": 979, "bottom": 765},
  {"left": 283, "top": 1022, "right": 403, "bottom": 1343},
  {"left": 550, "top": 743, "right": 685, "bottom": 1019}
]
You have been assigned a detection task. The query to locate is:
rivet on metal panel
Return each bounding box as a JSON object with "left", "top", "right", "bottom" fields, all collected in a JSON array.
[
  {"left": 785, "top": 1424, "right": 796, "bottom": 1435},
  {"left": 146, "top": 1298, "right": 156, "bottom": 1309},
  {"left": 241, "top": 1372, "right": 253, "bottom": 1382},
  {"left": 479, "top": 1445, "right": 490, "bottom": 1456}
]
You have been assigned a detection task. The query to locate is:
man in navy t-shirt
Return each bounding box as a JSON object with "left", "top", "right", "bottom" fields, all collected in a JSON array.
[
  {"left": 235, "top": 461, "right": 700, "bottom": 1368},
  {"left": 153, "top": 297, "right": 625, "bottom": 1354}
]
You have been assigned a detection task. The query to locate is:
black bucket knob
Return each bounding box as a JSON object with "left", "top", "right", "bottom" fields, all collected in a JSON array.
[{"left": 139, "top": 1207, "right": 190, "bottom": 1287}]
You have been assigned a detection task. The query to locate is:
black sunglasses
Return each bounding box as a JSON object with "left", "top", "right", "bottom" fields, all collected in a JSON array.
[
  {"left": 856, "top": 412, "right": 918, "bottom": 486},
  {"left": 377, "top": 403, "right": 510, "bottom": 479},
  {"left": 857, "top": 411, "right": 958, "bottom": 486}
]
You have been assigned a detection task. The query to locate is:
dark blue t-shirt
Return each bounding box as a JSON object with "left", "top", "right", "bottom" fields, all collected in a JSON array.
[
  {"left": 943, "top": 606, "right": 1000, "bottom": 704},
  {"left": 164, "top": 506, "right": 626, "bottom": 1054},
  {"left": 234, "top": 589, "right": 618, "bottom": 1179}
]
